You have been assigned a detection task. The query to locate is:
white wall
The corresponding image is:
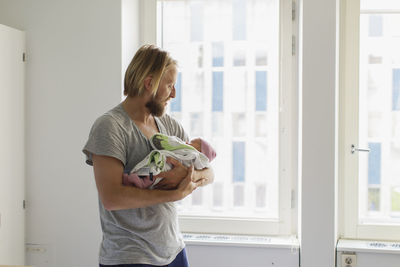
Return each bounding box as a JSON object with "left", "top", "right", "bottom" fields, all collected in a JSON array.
[{"left": 0, "top": 0, "right": 123, "bottom": 266}]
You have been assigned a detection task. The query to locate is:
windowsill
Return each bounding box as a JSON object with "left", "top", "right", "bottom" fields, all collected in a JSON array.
[
  {"left": 183, "top": 233, "right": 299, "bottom": 249},
  {"left": 337, "top": 239, "right": 400, "bottom": 254}
]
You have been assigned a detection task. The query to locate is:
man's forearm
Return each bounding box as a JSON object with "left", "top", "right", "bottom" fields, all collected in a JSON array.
[{"left": 102, "top": 185, "right": 182, "bottom": 211}]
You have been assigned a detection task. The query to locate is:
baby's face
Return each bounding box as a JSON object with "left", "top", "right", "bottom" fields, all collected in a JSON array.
[{"left": 188, "top": 138, "right": 202, "bottom": 152}]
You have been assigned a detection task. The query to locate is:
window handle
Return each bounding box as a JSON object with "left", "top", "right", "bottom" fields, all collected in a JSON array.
[{"left": 351, "top": 144, "right": 370, "bottom": 154}]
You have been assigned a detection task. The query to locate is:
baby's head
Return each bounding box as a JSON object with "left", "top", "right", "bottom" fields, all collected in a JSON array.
[{"left": 189, "top": 138, "right": 216, "bottom": 162}]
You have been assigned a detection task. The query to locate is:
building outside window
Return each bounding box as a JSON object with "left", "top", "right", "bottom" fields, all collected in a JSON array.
[{"left": 157, "top": 0, "right": 297, "bottom": 235}]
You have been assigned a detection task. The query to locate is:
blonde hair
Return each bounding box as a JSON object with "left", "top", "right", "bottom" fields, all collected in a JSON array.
[{"left": 124, "top": 44, "right": 177, "bottom": 97}]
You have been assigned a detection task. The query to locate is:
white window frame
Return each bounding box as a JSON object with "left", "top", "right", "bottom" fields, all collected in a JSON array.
[
  {"left": 140, "top": 0, "right": 298, "bottom": 236},
  {"left": 339, "top": 0, "right": 400, "bottom": 241}
]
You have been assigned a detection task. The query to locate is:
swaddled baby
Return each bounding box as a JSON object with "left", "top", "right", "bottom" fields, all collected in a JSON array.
[{"left": 123, "top": 133, "right": 216, "bottom": 189}]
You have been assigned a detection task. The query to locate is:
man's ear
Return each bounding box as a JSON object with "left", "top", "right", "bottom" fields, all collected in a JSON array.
[{"left": 144, "top": 76, "right": 153, "bottom": 91}]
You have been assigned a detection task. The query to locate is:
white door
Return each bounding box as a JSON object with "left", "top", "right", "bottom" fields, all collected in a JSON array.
[{"left": 0, "top": 24, "right": 25, "bottom": 265}]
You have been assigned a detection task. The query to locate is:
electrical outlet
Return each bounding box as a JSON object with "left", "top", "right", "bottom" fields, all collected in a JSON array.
[{"left": 341, "top": 253, "right": 357, "bottom": 267}]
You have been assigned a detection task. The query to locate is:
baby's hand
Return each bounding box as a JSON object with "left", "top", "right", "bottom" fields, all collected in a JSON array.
[{"left": 122, "top": 173, "right": 154, "bottom": 189}]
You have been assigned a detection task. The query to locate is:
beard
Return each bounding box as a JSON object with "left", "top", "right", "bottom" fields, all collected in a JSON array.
[{"left": 145, "top": 96, "right": 166, "bottom": 117}]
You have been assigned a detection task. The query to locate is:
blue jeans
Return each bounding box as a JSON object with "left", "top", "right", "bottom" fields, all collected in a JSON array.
[{"left": 99, "top": 248, "right": 189, "bottom": 267}]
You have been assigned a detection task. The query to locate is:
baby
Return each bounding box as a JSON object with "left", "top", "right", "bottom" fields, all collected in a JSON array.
[{"left": 123, "top": 133, "right": 216, "bottom": 189}]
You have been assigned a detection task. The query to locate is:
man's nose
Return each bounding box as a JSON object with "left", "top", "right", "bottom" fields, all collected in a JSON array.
[{"left": 170, "top": 86, "right": 176, "bottom": 98}]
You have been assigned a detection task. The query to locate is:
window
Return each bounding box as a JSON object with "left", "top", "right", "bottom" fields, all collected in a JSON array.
[
  {"left": 341, "top": 0, "right": 400, "bottom": 240},
  {"left": 157, "top": 0, "right": 297, "bottom": 235}
]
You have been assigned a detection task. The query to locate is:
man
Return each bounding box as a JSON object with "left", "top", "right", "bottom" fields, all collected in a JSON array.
[{"left": 83, "top": 44, "right": 214, "bottom": 267}]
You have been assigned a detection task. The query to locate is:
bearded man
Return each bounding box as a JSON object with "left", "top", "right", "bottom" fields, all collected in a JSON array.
[{"left": 83, "top": 45, "right": 214, "bottom": 267}]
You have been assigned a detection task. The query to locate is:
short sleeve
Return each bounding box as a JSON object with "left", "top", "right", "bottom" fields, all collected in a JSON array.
[
  {"left": 159, "top": 114, "right": 189, "bottom": 143},
  {"left": 82, "top": 114, "right": 127, "bottom": 166}
]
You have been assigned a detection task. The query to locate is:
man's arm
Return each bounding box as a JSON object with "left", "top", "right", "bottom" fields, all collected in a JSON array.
[
  {"left": 92, "top": 154, "right": 199, "bottom": 211},
  {"left": 154, "top": 157, "right": 214, "bottom": 190}
]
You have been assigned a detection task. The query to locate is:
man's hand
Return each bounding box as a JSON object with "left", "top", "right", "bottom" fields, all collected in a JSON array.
[
  {"left": 175, "top": 166, "right": 203, "bottom": 200},
  {"left": 154, "top": 157, "right": 188, "bottom": 190}
]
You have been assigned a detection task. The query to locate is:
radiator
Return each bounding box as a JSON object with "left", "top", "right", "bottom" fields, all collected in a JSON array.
[
  {"left": 184, "top": 233, "right": 299, "bottom": 267},
  {"left": 337, "top": 239, "right": 400, "bottom": 267}
]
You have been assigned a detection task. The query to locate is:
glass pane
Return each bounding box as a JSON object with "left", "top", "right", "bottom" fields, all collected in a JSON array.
[
  {"left": 212, "top": 112, "right": 224, "bottom": 137},
  {"left": 368, "top": 15, "right": 383, "bottom": 37},
  {"left": 192, "top": 187, "right": 203, "bottom": 206},
  {"left": 255, "top": 114, "right": 268, "bottom": 137},
  {"left": 255, "top": 46, "right": 268, "bottom": 66},
  {"left": 232, "top": 0, "right": 247, "bottom": 40},
  {"left": 162, "top": 0, "right": 279, "bottom": 220},
  {"left": 170, "top": 73, "right": 182, "bottom": 112},
  {"left": 213, "top": 182, "right": 224, "bottom": 207},
  {"left": 392, "top": 187, "right": 400, "bottom": 212},
  {"left": 361, "top": 0, "right": 400, "bottom": 10},
  {"left": 255, "top": 71, "right": 268, "bottom": 111},
  {"left": 368, "top": 187, "right": 380, "bottom": 211},
  {"left": 190, "top": 112, "right": 203, "bottom": 137},
  {"left": 255, "top": 184, "right": 267, "bottom": 208},
  {"left": 229, "top": 70, "right": 247, "bottom": 112},
  {"left": 394, "top": 69, "right": 400, "bottom": 110},
  {"left": 185, "top": 71, "right": 205, "bottom": 112},
  {"left": 212, "top": 42, "right": 224, "bottom": 67},
  {"left": 188, "top": 44, "right": 204, "bottom": 68},
  {"left": 212, "top": 72, "right": 224, "bottom": 112},
  {"left": 233, "top": 184, "right": 245, "bottom": 206},
  {"left": 232, "top": 113, "right": 246, "bottom": 137},
  {"left": 359, "top": 8, "right": 400, "bottom": 224},
  {"left": 190, "top": 2, "right": 204, "bottom": 41},
  {"left": 232, "top": 141, "right": 245, "bottom": 182},
  {"left": 233, "top": 46, "right": 246, "bottom": 66}
]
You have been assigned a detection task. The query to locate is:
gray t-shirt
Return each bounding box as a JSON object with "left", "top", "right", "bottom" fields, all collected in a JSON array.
[{"left": 82, "top": 103, "right": 189, "bottom": 266}]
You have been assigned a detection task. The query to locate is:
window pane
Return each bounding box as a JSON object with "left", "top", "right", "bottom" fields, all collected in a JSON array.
[
  {"left": 368, "top": 187, "right": 380, "bottom": 211},
  {"left": 232, "top": 113, "right": 246, "bottom": 137},
  {"left": 233, "top": 46, "right": 246, "bottom": 66},
  {"left": 392, "top": 187, "right": 400, "bottom": 212},
  {"left": 162, "top": 1, "right": 186, "bottom": 43},
  {"left": 368, "top": 142, "right": 381, "bottom": 185},
  {"left": 233, "top": 184, "right": 245, "bottom": 206},
  {"left": 229, "top": 70, "right": 247, "bottom": 112},
  {"left": 162, "top": 0, "right": 279, "bottom": 221},
  {"left": 190, "top": 112, "right": 203, "bottom": 137},
  {"left": 255, "top": 114, "right": 268, "bottom": 137},
  {"left": 189, "top": 44, "right": 204, "bottom": 68},
  {"left": 232, "top": 0, "right": 247, "bottom": 40},
  {"left": 359, "top": 10, "right": 400, "bottom": 223},
  {"left": 255, "top": 184, "right": 267, "bottom": 208},
  {"left": 368, "top": 112, "right": 383, "bottom": 138},
  {"left": 368, "top": 15, "right": 383, "bottom": 37},
  {"left": 212, "top": 72, "right": 224, "bottom": 112},
  {"left": 255, "top": 71, "right": 267, "bottom": 111},
  {"left": 192, "top": 187, "right": 203, "bottom": 206},
  {"left": 255, "top": 46, "right": 268, "bottom": 66},
  {"left": 170, "top": 72, "right": 182, "bottom": 112},
  {"left": 213, "top": 182, "right": 224, "bottom": 207},
  {"left": 190, "top": 2, "right": 204, "bottom": 41},
  {"left": 212, "top": 112, "right": 224, "bottom": 137},
  {"left": 232, "top": 141, "right": 245, "bottom": 183},
  {"left": 393, "top": 69, "right": 400, "bottom": 110},
  {"left": 361, "top": 0, "right": 400, "bottom": 11},
  {"left": 212, "top": 42, "right": 224, "bottom": 67}
]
